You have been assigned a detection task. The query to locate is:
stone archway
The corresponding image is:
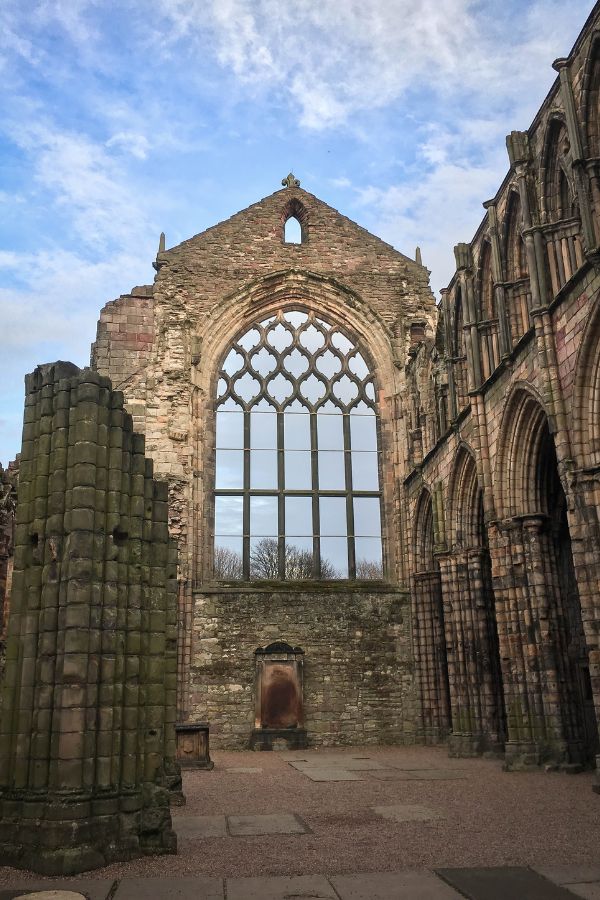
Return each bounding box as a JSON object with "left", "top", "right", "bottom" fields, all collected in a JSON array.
[
  {"left": 493, "top": 387, "right": 597, "bottom": 767},
  {"left": 440, "top": 446, "right": 505, "bottom": 757},
  {"left": 411, "top": 488, "right": 451, "bottom": 743}
]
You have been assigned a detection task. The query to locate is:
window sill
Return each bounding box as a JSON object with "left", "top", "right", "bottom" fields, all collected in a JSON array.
[{"left": 194, "top": 579, "right": 404, "bottom": 595}]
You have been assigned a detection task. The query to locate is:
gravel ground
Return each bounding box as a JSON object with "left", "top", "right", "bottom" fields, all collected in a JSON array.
[{"left": 1, "top": 745, "right": 599, "bottom": 884}]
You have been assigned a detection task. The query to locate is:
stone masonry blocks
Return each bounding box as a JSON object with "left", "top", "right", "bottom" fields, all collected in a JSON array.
[{"left": 0, "top": 362, "right": 182, "bottom": 875}]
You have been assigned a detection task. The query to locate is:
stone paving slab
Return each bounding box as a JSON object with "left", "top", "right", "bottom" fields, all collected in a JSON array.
[
  {"left": 373, "top": 804, "right": 443, "bottom": 822},
  {"left": 367, "top": 769, "right": 417, "bottom": 780},
  {"left": 278, "top": 752, "right": 365, "bottom": 761},
  {"left": 227, "top": 813, "right": 308, "bottom": 836},
  {"left": 563, "top": 885, "right": 600, "bottom": 899},
  {"left": 0, "top": 883, "right": 114, "bottom": 900},
  {"left": 226, "top": 874, "right": 337, "bottom": 899},
  {"left": 296, "top": 767, "right": 363, "bottom": 782},
  {"left": 533, "top": 866, "right": 600, "bottom": 885},
  {"left": 330, "top": 870, "right": 465, "bottom": 898},
  {"left": 290, "top": 758, "right": 385, "bottom": 772},
  {"left": 366, "top": 769, "right": 419, "bottom": 781},
  {"left": 14, "top": 893, "right": 86, "bottom": 900},
  {"left": 436, "top": 866, "right": 581, "bottom": 899},
  {"left": 402, "top": 769, "right": 468, "bottom": 780},
  {"left": 112, "top": 877, "right": 224, "bottom": 899},
  {"left": 172, "top": 814, "right": 228, "bottom": 838}
]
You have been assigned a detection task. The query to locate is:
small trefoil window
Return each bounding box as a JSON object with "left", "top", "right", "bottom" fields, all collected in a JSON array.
[
  {"left": 213, "top": 308, "right": 384, "bottom": 581},
  {"left": 284, "top": 216, "right": 302, "bottom": 244}
]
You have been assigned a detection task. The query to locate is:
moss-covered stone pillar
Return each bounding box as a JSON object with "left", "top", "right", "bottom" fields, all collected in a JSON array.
[{"left": 0, "top": 363, "right": 182, "bottom": 875}]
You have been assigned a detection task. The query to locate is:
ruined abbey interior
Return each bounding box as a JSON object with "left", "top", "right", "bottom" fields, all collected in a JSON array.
[{"left": 1, "top": 0, "right": 600, "bottom": 877}]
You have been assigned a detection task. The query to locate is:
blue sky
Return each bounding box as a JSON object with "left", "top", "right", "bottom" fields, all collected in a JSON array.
[{"left": 0, "top": 0, "right": 593, "bottom": 464}]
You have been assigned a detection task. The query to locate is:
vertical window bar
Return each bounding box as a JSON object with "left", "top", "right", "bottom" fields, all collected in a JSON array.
[
  {"left": 310, "top": 411, "right": 320, "bottom": 579},
  {"left": 242, "top": 409, "right": 251, "bottom": 579},
  {"left": 277, "top": 411, "right": 285, "bottom": 579},
  {"left": 343, "top": 413, "right": 356, "bottom": 578}
]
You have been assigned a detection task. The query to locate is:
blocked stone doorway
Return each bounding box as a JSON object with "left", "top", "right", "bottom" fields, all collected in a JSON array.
[{"left": 250, "top": 642, "right": 307, "bottom": 750}]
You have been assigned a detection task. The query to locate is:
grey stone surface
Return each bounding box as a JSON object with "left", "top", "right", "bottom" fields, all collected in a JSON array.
[
  {"left": 296, "top": 767, "right": 363, "bottom": 782},
  {"left": 0, "top": 883, "right": 114, "bottom": 900},
  {"left": 225, "top": 767, "right": 263, "bottom": 773},
  {"left": 227, "top": 813, "right": 308, "bottom": 836},
  {"left": 294, "top": 758, "right": 385, "bottom": 772},
  {"left": 402, "top": 769, "right": 467, "bottom": 780},
  {"left": 533, "top": 866, "right": 600, "bottom": 885},
  {"left": 367, "top": 770, "right": 423, "bottom": 781},
  {"left": 14, "top": 894, "right": 86, "bottom": 900},
  {"left": 373, "top": 804, "right": 442, "bottom": 822},
  {"left": 226, "top": 875, "right": 337, "bottom": 900},
  {"left": 436, "top": 867, "right": 580, "bottom": 899},
  {"left": 112, "top": 878, "right": 224, "bottom": 899},
  {"left": 172, "top": 815, "right": 227, "bottom": 838},
  {"left": 564, "top": 886, "right": 600, "bottom": 900},
  {"left": 331, "top": 870, "right": 465, "bottom": 899},
  {"left": 288, "top": 754, "right": 372, "bottom": 767}
]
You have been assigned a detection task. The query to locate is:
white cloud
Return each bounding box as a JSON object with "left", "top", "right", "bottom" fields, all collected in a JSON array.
[
  {"left": 10, "top": 121, "right": 157, "bottom": 249},
  {"left": 106, "top": 131, "right": 151, "bottom": 160},
  {"left": 153, "top": 0, "right": 590, "bottom": 130}
]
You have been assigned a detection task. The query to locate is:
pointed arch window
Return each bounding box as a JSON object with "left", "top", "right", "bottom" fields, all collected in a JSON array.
[
  {"left": 213, "top": 309, "right": 383, "bottom": 581},
  {"left": 284, "top": 216, "right": 302, "bottom": 244}
]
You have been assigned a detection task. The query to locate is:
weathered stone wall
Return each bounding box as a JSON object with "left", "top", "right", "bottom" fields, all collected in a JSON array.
[
  {"left": 0, "top": 460, "right": 17, "bottom": 682},
  {"left": 404, "top": 5, "right": 600, "bottom": 771},
  {"left": 91, "top": 286, "right": 154, "bottom": 437},
  {"left": 86, "top": 4, "right": 600, "bottom": 767},
  {"left": 0, "top": 362, "right": 181, "bottom": 875},
  {"left": 92, "top": 184, "right": 437, "bottom": 744},
  {"left": 191, "top": 586, "right": 414, "bottom": 749}
]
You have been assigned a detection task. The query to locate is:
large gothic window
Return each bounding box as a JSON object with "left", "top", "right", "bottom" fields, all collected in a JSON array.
[{"left": 213, "top": 308, "right": 383, "bottom": 581}]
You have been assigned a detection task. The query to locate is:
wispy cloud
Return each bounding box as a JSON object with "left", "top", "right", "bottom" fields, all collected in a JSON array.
[{"left": 0, "top": 0, "right": 593, "bottom": 465}]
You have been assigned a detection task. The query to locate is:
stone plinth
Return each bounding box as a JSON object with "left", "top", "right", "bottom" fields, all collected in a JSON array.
[{"left": 175, "top": 723, "right": 214, "bottom": 769}]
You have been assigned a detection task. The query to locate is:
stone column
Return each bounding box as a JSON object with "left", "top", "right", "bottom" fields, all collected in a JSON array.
[
  {"left": 441, "top": 289, "right": 458, "bottom": 421},
  {"left": 438, "top": 549, "right": 504, "bottom": 757},
  {"left": 0, "top": 363, "right": 182, "bottom": 875},
  {"left": 483, "top": 200, "right": 511, "bottom": 358},
  {"left": 411, "top": 570, "right": 450, "bottom": 743},
  {"left": 454, "top": 243, "right": 482, "bottom": 391},
  {"left": 489, "top": 516, "right": 588, "bottom": 768},
  {"left": 564, "top": 474, "right": 600, "bottom": 787}
]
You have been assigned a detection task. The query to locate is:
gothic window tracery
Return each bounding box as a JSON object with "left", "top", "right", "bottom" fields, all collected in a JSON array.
[{"left": 213, "top": 308, "right": 383, "bottom": 581}]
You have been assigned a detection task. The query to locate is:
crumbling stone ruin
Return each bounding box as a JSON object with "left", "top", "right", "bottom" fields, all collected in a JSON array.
[
  {"left": 84, "top": 2, "right": 600, "bottom": 779},
  {"left": 2, "top": 7, "right": 600, "bottom": 871},
  {"left": 0, "top": 460, "right": 17, "bottom": 656},
  {"left": 0, "top": 363, "right": 181, "bottom": 874}
]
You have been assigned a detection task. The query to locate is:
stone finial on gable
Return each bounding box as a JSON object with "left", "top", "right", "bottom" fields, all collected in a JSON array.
[{"left": 282, "top": 172, "right": 301, "bottom": 188}]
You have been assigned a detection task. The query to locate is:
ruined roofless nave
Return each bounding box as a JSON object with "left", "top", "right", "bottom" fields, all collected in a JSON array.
[{"left": 2, "top": 0, "right": 600, "bottom": 876}]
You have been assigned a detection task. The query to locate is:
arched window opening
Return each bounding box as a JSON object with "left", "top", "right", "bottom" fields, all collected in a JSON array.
[
  {"left": 213, "top": 308, "right": 383, "bottom": 582},
  {"left": 505, "top": 193, "right": 528, "bottom": 281},
  {"left": 544, "top": 120, "right": 579, "bottom": 224},
  {"left": 542, "top": 119, "right": 584, "bottom": 291},
  {"left": 284, "top": 216, "right": 302, "bottom": 244}
]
